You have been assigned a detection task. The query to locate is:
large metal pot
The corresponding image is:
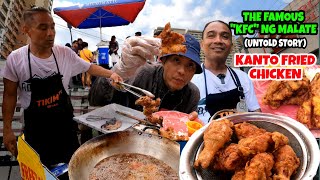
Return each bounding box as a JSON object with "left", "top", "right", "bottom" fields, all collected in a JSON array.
[
  {"left": 179, "top": 112, "right": 320, "bottom": 180},
  {"left": 69, "top": 128, "right": 180, "bottom": 180}
]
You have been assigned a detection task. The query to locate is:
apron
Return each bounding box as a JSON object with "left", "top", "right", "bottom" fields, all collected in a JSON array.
[
  {"left": 203, "top": 64, "right": 245, "bottom": 118},
  {"left": 24, "top": 47, "right": 79, "bottom": 167}
]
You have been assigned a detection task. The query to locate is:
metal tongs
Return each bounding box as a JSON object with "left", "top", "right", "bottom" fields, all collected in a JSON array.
[
  {"left": 118, "top": 82, "right": 155, "bottom": 98},
  {"left": 86, "top": 115, "right": 115, "bottom": 122}
]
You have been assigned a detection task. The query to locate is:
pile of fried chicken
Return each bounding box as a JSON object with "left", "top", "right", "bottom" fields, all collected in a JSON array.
[
  {"left": 194, "top": 120, "right": 300, "bottom": 180},
  {"left": 263, "top": 73, "right": 320, "bottom": 129}
]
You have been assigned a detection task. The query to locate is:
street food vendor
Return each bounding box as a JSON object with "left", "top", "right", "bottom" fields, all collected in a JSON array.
[
  {"left": 1, "top": 6, "right": 122, "bottom": 176},
  {"left": 191, "top": 20, "right": 261, "bottom": 123},
  {"left": 89, "top": 33, "right": 202, "bottom": 117}
]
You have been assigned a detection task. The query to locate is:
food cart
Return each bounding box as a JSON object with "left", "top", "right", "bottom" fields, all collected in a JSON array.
[{"left": 70, "top": 102, "right": 320, "bottom": 179}]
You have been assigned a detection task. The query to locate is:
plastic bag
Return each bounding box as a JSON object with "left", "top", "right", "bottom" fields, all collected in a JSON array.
[
  {"left": 110, "top": 53, "right": 120, "bottom": 66},
  {"left": 112, "top": 36, "right": 161, "bottom": 80}
]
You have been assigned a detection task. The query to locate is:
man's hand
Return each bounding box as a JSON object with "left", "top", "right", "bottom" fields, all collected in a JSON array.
[
  {"left": 3, "top": 129, "right": 18, "bottom": 157},
  {"left": 112, "top": 36, "right": 161, "bottom": 80},
  {"left": 123, "top": 36, "right": 161, "bottom": 60},
  {"left": 188, "top": 111, "right": 199, "bottom": 121},
  {"left": 109, "top": 72, "right": 123, "bottom": 88}
]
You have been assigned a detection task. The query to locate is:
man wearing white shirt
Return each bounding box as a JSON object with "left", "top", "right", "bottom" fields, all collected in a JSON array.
[{"left": 192, "top": 20, "right": 261, "bottom": 124}]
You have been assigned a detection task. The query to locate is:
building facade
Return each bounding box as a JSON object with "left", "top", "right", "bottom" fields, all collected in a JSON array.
[
  {"left": 0, "top": 0, "right": 53, "bottom": 59},
  {"left": 154, "top": 27, "right": 241, "bottom": 67}
]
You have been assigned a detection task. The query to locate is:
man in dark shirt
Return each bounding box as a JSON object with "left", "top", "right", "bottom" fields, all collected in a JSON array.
[{"left": 89, "top": 34, "right": 202, "bottom": 115}]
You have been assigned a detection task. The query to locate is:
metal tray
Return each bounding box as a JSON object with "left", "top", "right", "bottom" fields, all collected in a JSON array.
[
  {"left": 179, "top": 112, "right": 320, "bottom": 180},
  {"left": 73, "top": 103, "right": 143, "bottom": 134}
]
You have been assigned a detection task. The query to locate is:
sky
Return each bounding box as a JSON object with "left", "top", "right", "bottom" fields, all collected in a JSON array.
[{"left": 51, "top": 0, "right": 292, "bottom": 51}]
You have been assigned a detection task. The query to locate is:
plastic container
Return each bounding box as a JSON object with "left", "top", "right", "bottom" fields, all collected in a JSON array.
[
  {"left": 97, "top": 46, "right": 109, "bottom": 65},
  {"left": 186, "top": 121, "right": 203, "bottom": 136}
]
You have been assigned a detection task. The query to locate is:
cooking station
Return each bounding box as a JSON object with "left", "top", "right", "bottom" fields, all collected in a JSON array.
[
  {"left": 71, "top": 103, "right": 180, "bottom": 180},
  {"left": 72, "top": 108, "right": 320, "bottom": 180}
]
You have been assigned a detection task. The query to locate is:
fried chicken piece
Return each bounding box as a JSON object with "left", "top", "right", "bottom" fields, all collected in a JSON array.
[
  {"left": 238, "top": 133, "right": 273, "bottom": 157},
  {"left": 297, "top": 73, "right": 320, "bottom": 129},
  {"left": 143, "top": 106, "right": 159, "bottom": 115},
  {"left": 296, "top": 91, "right": 313, "bottom": 128},
  {"left": 159, "top": 127, "right": 188, "bottom": 141},
  {"left": 213, "top": 143, "right": 247, "bottom": 171},
  {"left": 266, "top": 100, "right": 282, "bottom": 110},
  {"left": 271, "top": 132, "right": 289, "bottom": 150},
  {"left": 283, "top": 77, "right": 310, "bottom": 106},
  {"left": 311, "top": 73, "right": 320, "bottom": 128},
  {"left": 194, "top": 119, "right": 234, "bottom": 169},
  {"left": 157, "top": 22, "right": 186, "bottom": 56},
  {"left": 274, "top": 82, "right": 293, "bottom": 101},
  {"left": 262, "top": 81, "right": 281, "bottom": 100},
  {"left": 283, "top": 79, "right": 308, "bottom": 103},
  {"left": 135, "top": 96, "right": 161, "bottom": 124},
  {"left": 286, "top": 80, "right": 305, "bottom": 91},
  {"left": 283, "top": 89, "right": 308, "bottom": 106},
  {"left": 146, "top": 115, "right": 163, "bottom": 125},
  {"left": 234, "top": 122, "right": 267, "bottom": 140},
  {"left": 135, "top": 96, "right": 153, "bottom": 107},
  {"left": 244, "top": 153, "right": 274, "bottom": 180},
  {"left": 273, "top": 145, "right": 300, "bottom": 180},
  {"left": 263, "top": 78, "right": 309, "bottom": 109},
  {"left": 232, "top": 170, "right": 245, "bottom": 180},
  {"left": 266, "top": 81, "right": 293, "bottom": 101}
]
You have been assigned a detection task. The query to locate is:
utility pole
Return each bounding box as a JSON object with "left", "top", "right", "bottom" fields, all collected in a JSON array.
[{"left": 67, "top": 23, "right": 73, "bottom": 44}]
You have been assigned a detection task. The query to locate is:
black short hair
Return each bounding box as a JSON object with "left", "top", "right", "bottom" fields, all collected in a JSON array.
[
  {"left": 82, "top": 42, "right": 88, "bottom": 48},
  {"left": 202, "top": 20, "right": 232, "bottom": 39},
  {"left": 23, "top": 7, "right": 51, "bottom": 25},
  {"left": 135, "top": 32, "right": 142, "bottom": 36}
]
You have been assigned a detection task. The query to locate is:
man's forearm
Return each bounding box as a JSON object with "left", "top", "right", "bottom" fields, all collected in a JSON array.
[
  {"left": 2, "top": 94, "right": 17, "bottom": 131},
  {"left": 2, "top": 78, "right": 18, "bottom": 131},
  {"left": 87, "top": 64, "right": 113, "bottom": 78}
]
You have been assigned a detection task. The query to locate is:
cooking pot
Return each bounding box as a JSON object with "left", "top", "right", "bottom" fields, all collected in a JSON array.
[
  {"left": 68, "top": 128, "right": 180, "bottom": 180},
  {"left": 179, "top": 112, "right": 320, "bottom": 180}
]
